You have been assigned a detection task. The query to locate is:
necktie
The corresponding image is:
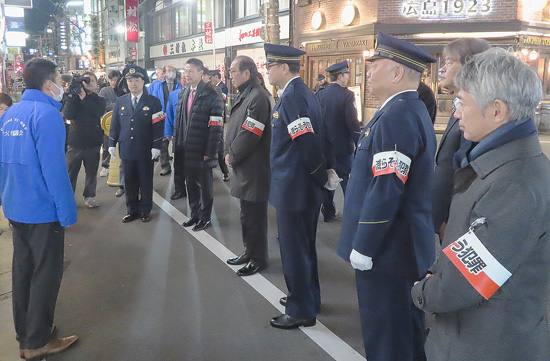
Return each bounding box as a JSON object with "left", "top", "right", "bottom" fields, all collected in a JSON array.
[
  {"left": 133, "top": 97, "right": 138, "bottom": 111},
  {"left": 187, "top": 88, "right": 195, "bottom": 116}
]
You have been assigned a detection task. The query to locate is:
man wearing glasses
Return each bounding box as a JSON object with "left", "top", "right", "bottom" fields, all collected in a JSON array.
[{"left": 264, "top": 43, "right": 331, "bottom": 329}]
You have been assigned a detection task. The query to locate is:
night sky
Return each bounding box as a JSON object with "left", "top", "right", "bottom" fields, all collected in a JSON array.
[{"left": 24, "top": 0, "right": 58, "bottom": 36}]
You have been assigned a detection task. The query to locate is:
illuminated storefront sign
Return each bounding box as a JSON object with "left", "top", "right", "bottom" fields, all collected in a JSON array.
[{"left": 401, "top": 0, "right": 492, "bottom": 19}]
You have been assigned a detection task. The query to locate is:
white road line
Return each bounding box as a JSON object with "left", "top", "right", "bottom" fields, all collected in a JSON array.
[{"left": 153, "top": 191, "right": 366, "bottom": 361}]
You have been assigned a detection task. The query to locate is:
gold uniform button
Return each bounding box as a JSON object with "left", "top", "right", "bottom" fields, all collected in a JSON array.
[
  {"left": 358, "top": 143, "right": 361, "bottom": 147},
  {"left": 131, "top": 128, "right": 134, "bottom": 130},
  {"left": 131, "top": 136, "right": 134, "bottom": 139},
  {"left": 131, "top": 119, "right": 134, "bottom": 122}
]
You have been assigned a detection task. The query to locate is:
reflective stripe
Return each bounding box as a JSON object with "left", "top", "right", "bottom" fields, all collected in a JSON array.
[
  {"left": 287, "top": 117, "right": 314, "bottom": 140},
  {"left": 242, "top": 116, "right": 265, "bottom": 136}
]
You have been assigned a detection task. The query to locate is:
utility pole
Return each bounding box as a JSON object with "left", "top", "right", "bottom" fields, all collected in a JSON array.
[{"left": 260, "top": 0, "right": 280, "bottom": 44}]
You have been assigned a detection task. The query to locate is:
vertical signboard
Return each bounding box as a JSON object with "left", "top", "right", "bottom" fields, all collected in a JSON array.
[
  {"left": 126, "top": 0, "right": 138, "bottom": 43},
  {"left": 204, "top": 22, "right": 213, "bottom": 44},
  {"left": 130, "top": 46, "right": 137, "bottom": 60}
]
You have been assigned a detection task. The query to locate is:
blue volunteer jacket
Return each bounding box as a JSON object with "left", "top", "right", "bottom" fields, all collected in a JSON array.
[
  {"left": 0, "top": 89, "right": 77, "bottom": 226},
  {"left": 164, "top": 88, "right": 181, "bottom": 138},
  {"left": 150, "top": 79, "right": 183, "bottom": 111}
]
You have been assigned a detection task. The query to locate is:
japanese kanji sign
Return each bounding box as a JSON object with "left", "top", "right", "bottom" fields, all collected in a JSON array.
[
  {"left": 126, "top": 0, "right": 138, "bottom": 42},
  {"left": 372, "top": 150, "right": 411, "bottom": 184},
  {"left": 443, "top": 230, "right": 512, "bottom": 299},
  {"left": 204, "top": 22, "right": 213, "bottom": 44}
]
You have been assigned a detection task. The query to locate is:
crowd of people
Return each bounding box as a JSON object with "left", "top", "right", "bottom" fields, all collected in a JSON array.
[{"left": 1, "top": 31, "right": 550, "bottom": 361}]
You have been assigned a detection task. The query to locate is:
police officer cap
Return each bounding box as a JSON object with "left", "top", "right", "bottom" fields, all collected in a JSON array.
[
  {"left": 264, "top": 43, "right": 306, "bottom": 65},
  {"left": 325, "top": 61, "right": 349, "bottom": 75},
  {"left": 316, "top": 74, "right": 325, "bottom": 81},
  {"left": 367, "top": 32, "right": 437, "bottom": 73},
  {"left": 123, "top": 65, "right": 150, "bottom": 84}
]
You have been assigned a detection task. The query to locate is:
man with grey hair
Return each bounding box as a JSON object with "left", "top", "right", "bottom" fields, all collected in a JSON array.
[{"left": 412, "top": 48, "right": 550, "bottom": 361}]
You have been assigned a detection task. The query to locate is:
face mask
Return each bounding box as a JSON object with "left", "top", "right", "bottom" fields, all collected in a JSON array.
[
  {"left": 50, "top": 81, "right": 64, "bottom": 102},
  {"left": 166, "top": 71, "right": 176, "bottom": 80}
]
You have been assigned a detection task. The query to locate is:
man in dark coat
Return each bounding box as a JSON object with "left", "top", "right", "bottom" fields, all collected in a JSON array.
[
  {"left": 176, "top": 58, "right": 224, "bottom": 231},
  {"left": 64, "top": 71, "right": 106, "bottom": 208},
  {"left": 432, "top": 38, "right": 490, "bottom": 240},
  {"left": 108, "top": 65, "right": 164, "bottom": 223},
  {"left": 211, "top": 70, "right": 228, "bottom": 95},
  {"left": 337, "top": 32, "right": 437, "bottom": 361},
  {"left": 412, "top": 48, "right": 550, "bottom": 361},
  {"left": 264, "top": 43, "right": 330, "bottom": 330},
  {"left": 316, "top": 61, "right": 361, "bottom": 222},
  {"left": 224, "top": 55, "right": 272, "bottom": 276}
]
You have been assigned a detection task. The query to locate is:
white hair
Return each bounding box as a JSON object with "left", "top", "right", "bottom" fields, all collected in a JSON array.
[
  {"left": 387, "top": 60, "right": 422, "bottom": 83},
  {"left": 455, "top": 47, "right": 542, "bottom": 121}
]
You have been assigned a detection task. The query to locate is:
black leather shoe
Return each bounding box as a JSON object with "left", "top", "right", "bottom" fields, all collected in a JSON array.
[
  {"left": 193, "top": 220, "right": 211, "bottom": 231},
  {"left": 270, "top": 314, "right": 316, "bottom": 329},
  {"left": 170, "top": 191, "right": 186, "bottom": 200},
  {"left": 182, "top": 218, "right": 199, "bottom": 227},
  {"left": 160, "top": 168, "right": 171, "bottom": 176},
  {"left": 279, "top": 296, "right": 287, "bottom": 307},
  {"left": 227, "top": 252, "right": 250, "bottom": 265},
  {"left": 123, "top": 213, "right": 139, "bottom": 223},
  {"left": 141, "top": 213, "right": 151, "bottom": 222},
  {"left": 237, "top": 261, "right": 262, "bottom": 276}
]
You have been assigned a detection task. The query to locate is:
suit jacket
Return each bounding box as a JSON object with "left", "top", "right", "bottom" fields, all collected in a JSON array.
[
  {"left": 432, "top": 115, "right": 466, "bottom": 233},
  {"left": 109, "top": 93, "right": 164, "bottom": 160},
  {"left": 412, "top": 135, "right": 550, "bottom": 361},
  {"left": 225, "top": 77, "right": 271, "bottom": 202},
  {"left": 217, "top": 81, "right": 228, "bottom": 95},
  {"left": 316, "top": 83, "right": 361, "bottom": 174},
  {"left": 269, "top": 77, "right": 328, "bottom": 211},
  {"left": 337, "top": 91, "right": 436, "bottom": 277},
  {"left": 173, "top": 80, "right": 224, "bottom": 168}
]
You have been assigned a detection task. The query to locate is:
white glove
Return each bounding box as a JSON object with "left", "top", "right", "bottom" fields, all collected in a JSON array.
[
  {"left": 151, "top": 148, "right": 160, "bottom": 160},
  {"left": 108, "top": 146, "right": 117, "bottom": 159},
  {"left": 350, "top": 249, "right": 373, "bottom": 271},
  {"left": 324, "top": 169, "right": 343, "bottom": 191}
]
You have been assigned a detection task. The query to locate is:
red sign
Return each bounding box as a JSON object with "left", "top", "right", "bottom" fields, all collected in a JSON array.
[
  {"left": 204, "top": 22, "right": 213, "bottom": 44},
  {"left": 130, "top": 47, "right": 137, "bottom": 61},
  {"left": 239, "top": 28, "right": 261, "bottom": 42},
  {"left": 126, "top": 0, "right": 138, "bottom": 43}
]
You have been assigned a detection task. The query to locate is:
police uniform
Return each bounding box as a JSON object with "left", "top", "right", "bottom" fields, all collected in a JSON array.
[
  {"left": 337, "top": 33, "right": 437, "bottom": 361},
  {"left": 316, "top": 61, "right": 361, "bottom": 221},
  {"left": 266, "top": 44, "right": 329, "bottom": 329},
  {"left": 109, "top": 65, "right": 164, "bottom": 220}
]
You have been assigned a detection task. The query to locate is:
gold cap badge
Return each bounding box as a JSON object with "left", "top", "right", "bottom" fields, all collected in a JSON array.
[
  {"left": 129, "top": 68, "right": 136, "bottom": 74},
  {"left": 273, "top": 111, "right": 279, "bottom": 119}
]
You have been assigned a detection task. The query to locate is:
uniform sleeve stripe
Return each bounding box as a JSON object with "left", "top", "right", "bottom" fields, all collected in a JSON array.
[
  {"left": 242, "top": 117, "right": 265, "bottom": 136},
  {"left": 372, "top": 150, "right": 411, "bottom": 184},
  {"left": 310, "top": 163, "right": 323, "bottom": 175},
  {"left": 358, "top": 220, "right": 390, "bottom": 225},
  {"left": 287, "top": 117, "right": 314, "bottom": 140}
]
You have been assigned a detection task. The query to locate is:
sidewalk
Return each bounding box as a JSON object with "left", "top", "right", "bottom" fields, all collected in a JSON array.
[{"left": 0, "top": 209, "right": 20, "bottom": 361}]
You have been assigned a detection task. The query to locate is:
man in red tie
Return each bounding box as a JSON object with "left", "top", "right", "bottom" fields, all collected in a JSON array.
[{"left": 173, "top": 58, "right": 224, "bottom": 231}]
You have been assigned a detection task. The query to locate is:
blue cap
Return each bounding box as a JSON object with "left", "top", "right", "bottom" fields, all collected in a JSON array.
[
  {"left": 123, "top": 65, "right": 150, "bottom": 84},
  {"left": 325, "top": 61, "right": 349, "bottom": 75},
  {"left": 367, "top": 32, "right": 437, "bottom": 73},
  {"left": 264, "top": 43, "right": 306, "bottom": 65}
]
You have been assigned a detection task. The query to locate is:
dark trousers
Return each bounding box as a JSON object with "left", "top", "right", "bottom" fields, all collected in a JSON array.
[
  {"left": 240, "top": 200, "right": 268, "bottom": 267},
  {"left": 11, "top": 221, "right": 64, "bottom": 350},
  {"left": 160, "top": 138, "right": 171, "bottom": 171},
  {"left": 173, "top": 148, "right": 186, "bottom": 194},
  {"left": 186, "top": 167, "right": 213, "bottom": 221},
  {"left": 321, "top": 168, "right": 349, "bottom": 219},
  {"left": 356, "top": 270, "right": 426, "bottom": 361},
  {"left": 218, "top": 135, "right": 229, "bottom": 175},
  {"left": 66, "top": 145, "right": 101, "bottom": 198},
  {"left": 276, "top": 206, "right": 321, "bottom": 319},
  {"left": 123, "top": 158, "right": 154, "bottom": 215},
  {"left": 101, "top": 134, "right": 110, "bottom": 169}
]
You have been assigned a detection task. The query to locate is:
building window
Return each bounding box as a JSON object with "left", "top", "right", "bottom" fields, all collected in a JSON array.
[
  {"left": 279, "top": 0, "right": 289, "bottom": 10},
  {"left": 196, "top": 0, "right": 225, "bottom": 33},
  {"left": 153, "top": 11, "right": 173, "bottom": 42},
  {"left": 175, "top": 4, "right": 192, "bottom": 37},
  {"left": 235, "top": 0, "right": 260, "bottom": 19}
]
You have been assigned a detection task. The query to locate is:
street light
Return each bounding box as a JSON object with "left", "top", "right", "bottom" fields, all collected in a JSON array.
[{"left": 116, "top": 25, "right": 126, "bottom": 34}]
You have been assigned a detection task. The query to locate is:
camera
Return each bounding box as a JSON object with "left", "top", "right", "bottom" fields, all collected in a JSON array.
[{"left": 68, "top": 76, "right": 91, "bottom": 96}]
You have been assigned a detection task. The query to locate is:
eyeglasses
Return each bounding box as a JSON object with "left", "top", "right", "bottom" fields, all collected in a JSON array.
[{"left": 265, "top": 62, "right": 281, "bottom": 71}]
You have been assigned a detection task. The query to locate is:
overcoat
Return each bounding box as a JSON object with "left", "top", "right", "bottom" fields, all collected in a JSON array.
[
  {"left": 225, "top": 77, "right": 272, "bottom": 202},
  {"left": 412, "top": 135, "right": 550, "bottom": 361}
]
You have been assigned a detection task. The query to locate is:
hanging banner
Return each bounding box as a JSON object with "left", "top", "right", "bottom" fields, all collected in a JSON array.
[
  {"left": 125, "top": 0, "right": 138, "bottom": 43},
  {"left": 130, "top": 46, "right": 137, "bottom": 60},
  {"left": 204, "top": 22, "right": 213, "bottom": 44}
]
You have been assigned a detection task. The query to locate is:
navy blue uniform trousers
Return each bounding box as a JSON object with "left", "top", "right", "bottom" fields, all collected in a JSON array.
[
  {"left": 123, "top": 158, "right": 154, "bottom": 215},
  {"left": 356, "top": 270, "right": 426, "bottom": 361},
  {"left": 276, "top": 206, "right": 321, "bottom": 319},
  {"left": 11, "top": 221, "right": 64, "bottom": 350}
]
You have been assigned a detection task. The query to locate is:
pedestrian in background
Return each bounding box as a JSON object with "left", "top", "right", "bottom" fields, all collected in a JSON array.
[
  {"left": 338, "top": 33, "right": 437, "bottom": 361},
  {"left": 0, "top": 57, "right": 78, "bottom": 360},
  {"left": 432, "top": 38, "right": 490, "bottom": 240},
  {"left": 0, "top": 92, "right": 13, "bottom": 117},
  {"left": 63, "top": 71, "right": 106, "bottom": 208},
  {"left": 98, "top": 69, "right": 121, "bottom": 178},
  {"left": 224, "top": 55, "right": 272, "bottom": 276},
  {"left": 412, "top": 47, "right": 550, "bottom": 361},
  {"left": 313, "top": 73, "right": 328, "bottom": 93}
]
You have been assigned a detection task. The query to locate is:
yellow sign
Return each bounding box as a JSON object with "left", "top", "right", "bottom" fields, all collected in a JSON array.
[{"left": 101, "top": 111, "right": 113, "bottom": 136}]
